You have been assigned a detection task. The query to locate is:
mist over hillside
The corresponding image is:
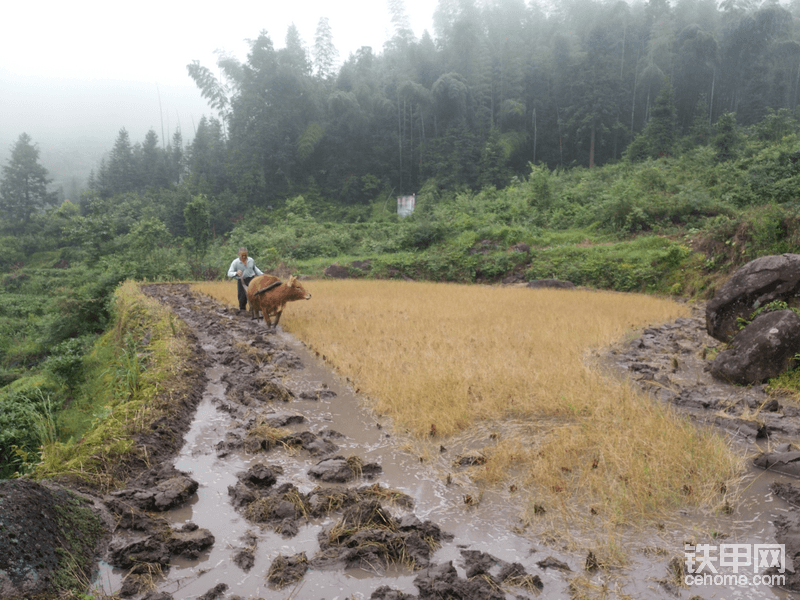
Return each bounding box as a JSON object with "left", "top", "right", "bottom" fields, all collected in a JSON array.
[{"left": 0, "top": 70, "right": 210, "bottom": 198}]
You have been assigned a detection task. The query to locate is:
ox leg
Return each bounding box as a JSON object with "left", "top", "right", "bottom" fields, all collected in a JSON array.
[{"left": 272, "top": 311, "right": 283, "bottom": 328}]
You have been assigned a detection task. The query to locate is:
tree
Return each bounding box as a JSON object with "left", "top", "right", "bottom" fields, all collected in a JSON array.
[
  {"left": 168, "top": 129, "right": 185, "bottom": 185},
  {"left": 686, "top": 96, "right": 712, "bottom": 147},
  {"left": 282, "top": 24, "right": 311, "bottom": 74},
  {"left": 105, "top": 128, "right": 136, "bottom": 196},
  {"left": 626, "top": 80, "right": 678, "bottom": 160},
  {"left": 187, "top": 60, "right": 232, "bottom": 124},
  {"left": 184, "top": 194, "right": 211, "bottom": 259},
  {"left": 139, "top": 129, "right": 168, "bottom": 190},
  {"left": 713, "top": 111, "right": 742, "bottom": 162},
  {"left": 478, "top": 127, "right": 511, "bottom": 188},
  {"left": 313, "top": 17, "right": 339, "bottom": 79},
  {"left": 564, "top": 26, "right": 623, "bottom": 167},
  {"left": 0, "top": 133, "right": 57, "bottom": 230},
  {"left": 645, "top": 79, "right": 678, "bottom": 157},
  {"left": 387, "top": 0, "right": 415, "bottom": 49}
]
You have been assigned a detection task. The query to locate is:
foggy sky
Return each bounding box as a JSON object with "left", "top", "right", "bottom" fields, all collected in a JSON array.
[{"left": 1, "top": 0, "right": 434, "bottom": 189}]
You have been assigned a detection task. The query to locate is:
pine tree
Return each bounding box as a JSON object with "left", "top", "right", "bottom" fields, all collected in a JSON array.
[
  {"left": 106, "top": 128, "right": 136, "bottom": 196},
  {"left": 313, "top": 17, "right": 339, "bottom": 79},
  {"left": 646, "top": 79, "right": 678, "bottom": 157},
  {"left": 0, "top": 133, "right": 56, "bottom": 230}
]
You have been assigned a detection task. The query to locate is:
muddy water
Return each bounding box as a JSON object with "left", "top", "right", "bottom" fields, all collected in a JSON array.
[{"left": 99, "top": 288, "right": 798, "bottom": 600}]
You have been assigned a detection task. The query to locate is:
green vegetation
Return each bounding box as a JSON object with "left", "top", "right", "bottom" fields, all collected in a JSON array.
[
  {"left": 4, "top": 127, "right": 800, "bottom": 479},
  {"left": 52, "top": 492, "right": 107, "bottom": 593},
  {"left": 4, "top": 34, "right": 800, "bottom": 480},
  {"left": 33, "top": 281, "right": 198, "bottom": 490}
]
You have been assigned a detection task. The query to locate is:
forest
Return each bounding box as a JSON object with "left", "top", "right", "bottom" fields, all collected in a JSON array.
[
  {"left": 5, "top": 0, "right": 800, "bottom": 239},
  {"left": 2, "top": 0, "right": 800, "bottom": 476}
]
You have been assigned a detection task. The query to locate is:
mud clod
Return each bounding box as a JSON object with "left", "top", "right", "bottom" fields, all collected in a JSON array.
[
  {"left": 308, "top": 455, "right": 382, "bottom": 482},
  {"left": 198, "top": 582, "right": 228, "bottom": 600},
  {"left": 267, "top": 552, "right": 308, "bottom": 588}
]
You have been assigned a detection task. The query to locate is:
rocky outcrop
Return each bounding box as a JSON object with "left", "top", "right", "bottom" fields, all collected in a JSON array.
[
  {"left": 324, "top": 264, "right": 351, "bottom": 278},
  {"left": 706, "top": 253, "right": 800, "bottom": 342},
  {"left": 710, "top": 309, "right": 800, "bottom": 385}
]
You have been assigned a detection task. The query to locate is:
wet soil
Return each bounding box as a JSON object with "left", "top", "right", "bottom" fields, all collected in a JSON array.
[
  {"left": 8, "top": 284, "right": 800, "bottom": 599},
  {"left": 602, "top": 304, "right": 800, "bottom": 442}
]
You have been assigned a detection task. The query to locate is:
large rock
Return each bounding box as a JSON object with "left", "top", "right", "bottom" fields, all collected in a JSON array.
[
  {"left": 709, "top": 310, "right": 800, "bottom": 385},
  {"left": 706, "top": 254, "right": 800, "bottom": 342},
  {"left": 324, "top": 264, "right": 350, "bottom": 278}
]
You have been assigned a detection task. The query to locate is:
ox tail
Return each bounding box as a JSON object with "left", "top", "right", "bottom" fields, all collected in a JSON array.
[{"left": 253, "top": 280, "right": 283, "bottom": 296}]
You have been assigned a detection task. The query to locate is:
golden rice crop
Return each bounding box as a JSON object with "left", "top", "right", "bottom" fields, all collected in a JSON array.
[{"left": 194, "top": 279, "right": 742, "bottom": 525}]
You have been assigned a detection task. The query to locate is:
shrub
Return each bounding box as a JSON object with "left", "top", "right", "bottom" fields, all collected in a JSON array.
[
  {"left": 45, "top": 269, "right": 125, "bottom": 345},
  {"left": 0, "top": 380, "right": 58, "bottom": 477},
  {"left": 45, "top": 337, "right": 92, "bottom": 392}
]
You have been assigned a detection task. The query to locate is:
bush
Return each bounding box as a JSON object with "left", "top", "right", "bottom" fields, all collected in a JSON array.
[
  {"left": 44, "top": 269, "right": 125, "bottom": 345},
  {"left": 0, "top": 380, "right": 58, "bottom": 477},
  {"left": 524, "top": 236, "right": 688, "bottom": 293},
  {"left": 45, "top": 337, "right": 92, "bottom": 392}
]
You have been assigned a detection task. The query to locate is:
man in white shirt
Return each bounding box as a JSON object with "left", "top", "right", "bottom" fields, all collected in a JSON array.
[{"left": 227, "top": 247, "right": 264, "bottom": 311}]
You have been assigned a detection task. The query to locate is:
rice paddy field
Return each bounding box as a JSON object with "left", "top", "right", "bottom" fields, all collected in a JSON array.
[{"left": 194, "top": 278, "right": 742, "bottom": 528}]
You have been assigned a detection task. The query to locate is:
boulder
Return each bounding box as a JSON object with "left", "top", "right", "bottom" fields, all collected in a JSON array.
[
  {"left": 0, "top": 479, "right": 108, "bottom": 599},
  {"left": 527, "top": 278, "right": 575, "bottom": 289},
  {"left": 151, "top": 476, "right": 200, "bottom": 510},
  {"left": 281, "top": 430, "right": 339, "bottom": 455},
  {"left": 511, "top": 242, "right": 530, "bottom": 253},
  {"left": 706, "top": 254, "right": 800, "bottom": 342},
  {"left": 709, "top": 310, "right": 800, "bottom": 385},
  {"left": 108, "top": 536, "right": 171, "bottom": 569},
  {"left": 324, "top": 264, "right": 350, "bottom": 278}
]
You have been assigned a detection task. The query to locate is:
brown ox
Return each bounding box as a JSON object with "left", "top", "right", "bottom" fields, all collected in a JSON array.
[{"left": 245, "top": 274, "right": 311, "bottom": 328}]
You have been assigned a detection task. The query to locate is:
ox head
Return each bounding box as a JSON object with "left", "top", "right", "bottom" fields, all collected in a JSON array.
[{"left": 287, "top": 275, "right": 312, "bottom": 300}]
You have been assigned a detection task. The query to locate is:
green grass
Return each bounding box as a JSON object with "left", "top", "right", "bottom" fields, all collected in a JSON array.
[{"left": 35, "top": 280, "right": 198, "bottom": 491}]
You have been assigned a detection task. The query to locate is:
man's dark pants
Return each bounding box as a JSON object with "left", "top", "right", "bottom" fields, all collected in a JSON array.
[{"left": 238, "top": 277, "right": 254, "bottom": 310}]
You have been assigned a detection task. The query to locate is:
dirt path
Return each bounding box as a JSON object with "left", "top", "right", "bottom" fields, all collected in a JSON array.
[{"left": 92, "top": 286, "right": 798, "bottom": 600}]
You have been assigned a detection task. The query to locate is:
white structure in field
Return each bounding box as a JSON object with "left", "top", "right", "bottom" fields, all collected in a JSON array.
[{"left": 397, "top": 194, "right": 415, "bottom": 217}]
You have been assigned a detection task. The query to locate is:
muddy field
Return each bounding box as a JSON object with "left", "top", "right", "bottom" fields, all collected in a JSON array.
[{"left": 10, "top": 283, "right": 800, "bottom": 600}]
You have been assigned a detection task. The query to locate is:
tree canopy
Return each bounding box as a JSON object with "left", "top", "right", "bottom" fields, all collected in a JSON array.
[{"left": 0, "top": 133, "right": 56, "bottom": 231}]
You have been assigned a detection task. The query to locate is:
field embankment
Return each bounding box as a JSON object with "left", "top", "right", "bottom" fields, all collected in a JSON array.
[{"left": 36, "top": 280, "right": 207, "bottom": 491}]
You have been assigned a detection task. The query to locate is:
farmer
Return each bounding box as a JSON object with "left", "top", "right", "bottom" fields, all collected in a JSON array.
[{"left": 227, "top": 247, "right": 263, "bottom": 312}]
